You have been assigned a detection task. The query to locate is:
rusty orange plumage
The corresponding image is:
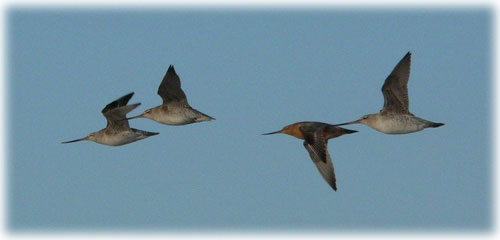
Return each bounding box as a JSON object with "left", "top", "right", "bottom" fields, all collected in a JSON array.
[{"left": 263, "top": 121, "right": 357, "bottom": 191}]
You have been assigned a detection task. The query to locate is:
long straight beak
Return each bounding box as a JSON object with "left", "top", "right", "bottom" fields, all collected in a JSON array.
[
  {"left": 126, "top": 113, "right": 144, "bottom": 121},
  {"left": 61, "top": 136, "right": 89, "bottom": 144},
  {"left": 334, "top": 119, "right": 361, "bottom": 126},
  {"left": 262, "top": 130, "right": 283, "bottom": 135}
]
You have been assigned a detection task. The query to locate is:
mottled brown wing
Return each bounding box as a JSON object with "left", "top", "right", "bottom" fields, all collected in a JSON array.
[
  {"left": 303, "top": 142, "right": 337, "bottom": 191},
  {"left": 101, "top": 92, "right": 139, "bottom": 130},
  {"left": 299, "top": 125, "right": 337, "bottom": 191},
  {"left": 101, "top": 92, "right": 134, "bottom": 114},
  {"left": 299, "top": 125, "right": 328, "bottom": 163},
  {"left": 381, "top": 52, "right": 411, "bottom": 114},
  {"left": 157, "top": 65, "right": 188, "bottom": 105}
]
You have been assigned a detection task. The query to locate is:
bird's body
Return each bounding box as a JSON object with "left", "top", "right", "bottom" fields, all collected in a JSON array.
[
  {"left": 263, "top": 121, "right": 357, "bottom": 191},
  {"left": 127, "top": 65, "right": 214, "bottom": 125},
  {"left": 362, "top": 113, "right": 442, "bottom": 134},
  {"left": 336, "top": 52, "right": 444, "bottom": 134},
  {"left": 88, "top": 128, "right": 158, "bottom": 146},
  {"left": 141, "top": 103, "right": 212, "bottom": 126},
  {"left": 62, "top": 92, "right": 158, "bottom": 146}
]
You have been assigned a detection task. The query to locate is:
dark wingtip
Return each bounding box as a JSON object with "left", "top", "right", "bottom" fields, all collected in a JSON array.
[
  {"left": 402, "top": 51, "right": 412, "bottom": 61},
  {"left": 168, "top": 65, "right": 176, "bottom": 74},
  {"left": 147, "top": 132, "right": 160, "bottom": 136},
  {"left": 120, "top": 92, "right": 135, "bottom": 103},
  {"left": 101, "top": 92, "right": 135, "bottom": 113}
]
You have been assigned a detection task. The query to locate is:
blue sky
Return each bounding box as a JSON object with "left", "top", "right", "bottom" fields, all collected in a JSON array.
[{"left": 7, "top": 8, "right": 491, "bottom": 231}]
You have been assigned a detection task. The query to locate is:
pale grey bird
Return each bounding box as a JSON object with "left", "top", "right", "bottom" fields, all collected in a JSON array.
[
  {"left": 127, "top": 65, "right": 214, "bottom": 125},
  {"left": 336, "top": 52, "right": 444, "bottom": 134},
  {"left": 62, "top": 92, "right": 158, "bottom": 146},
  {"left": 263, "top": 121, "right": 357, "bottom": 191}
]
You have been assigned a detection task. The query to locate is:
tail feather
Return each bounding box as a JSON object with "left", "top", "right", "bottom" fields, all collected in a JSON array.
[
  {"left": 194, "top": 110, "right": 215, "bottom": 122},
  {"left": 202, "top": 113, "right": 215, "bottom": 121},
  {"left": 430, "top": 122, "right": 445, "bottom": 128},
  {"left": 132, "top": 128, "right": 159, "bottom": 137},
  {"left": 343, "top": 129, "right": 358, "bottom": 134},
  {"left": 144, "top": 131, "right": 159, "bottom": 136}
]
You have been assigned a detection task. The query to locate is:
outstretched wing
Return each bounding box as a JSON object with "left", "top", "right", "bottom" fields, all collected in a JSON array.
[
  {"left": 300, "top": 125, "right": 337, "bottom": 191},
  {"left": 303, "top": 141, "right": 337, "bottom": 191},
  {"left": 157, "top": 65, "right": 189, "bottom": 106},
  {"left": 381, "top": 52, "right": 411, "bottom": 114},
  {"left": 101, "top": 92, "right": 139, "bottom": 130}
]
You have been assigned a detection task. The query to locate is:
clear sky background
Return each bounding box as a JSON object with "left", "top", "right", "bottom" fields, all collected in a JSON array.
[{"left": 7, "top": 8, "right": 491, "bottom": 231}]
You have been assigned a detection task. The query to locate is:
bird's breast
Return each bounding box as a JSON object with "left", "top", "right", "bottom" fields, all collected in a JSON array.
[{"left": 286, "top": 127, "right": 305, "bottom": 139}]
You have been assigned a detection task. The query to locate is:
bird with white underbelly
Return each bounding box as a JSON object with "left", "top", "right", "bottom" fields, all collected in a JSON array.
[
  {"left": 127, "top": 65, "right": 214, "bottom": 126},
  {"left": 336, "top": 52, "right": 444, "bottom": 134},
  {"left": 62, "top": 92, "right": 158, "bottom": 146}
]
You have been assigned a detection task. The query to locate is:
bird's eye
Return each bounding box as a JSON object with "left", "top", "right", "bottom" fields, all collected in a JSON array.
[
  {"left": 362, "top": 115, "right": 368, "bottom": 119},
  {"left": 145, "top": 109, "right": 151, "bottom": 113}
]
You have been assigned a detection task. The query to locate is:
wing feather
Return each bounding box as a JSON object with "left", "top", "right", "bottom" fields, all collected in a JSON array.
[
  {"left": 157, "top": 65, "right": 189, "bottom": 105},
  {"left": 299, "top": 124, "right": 337, "bottom": 191},
  {"left": 303, "top": 142, "right": 337, "bottom": 191},
  {"left": 101, "top": 93, "right": 139, "bottom": 130},
  {"left": 381, "top": 52, "right": 411, "bottom": 114}
]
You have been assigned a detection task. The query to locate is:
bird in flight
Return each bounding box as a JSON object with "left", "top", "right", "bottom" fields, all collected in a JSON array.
[
  {"left": 336, "top": 52, "right": 444, "bottom": 134},
  {"left": 263, "top": 122, "right": 357, "bottom": 191},
  {"left": 62, "top": 92, "right": 158, "bottom": 146},
  {"left": 127, "top": 65, "right": 214, "bottom": 125}
]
